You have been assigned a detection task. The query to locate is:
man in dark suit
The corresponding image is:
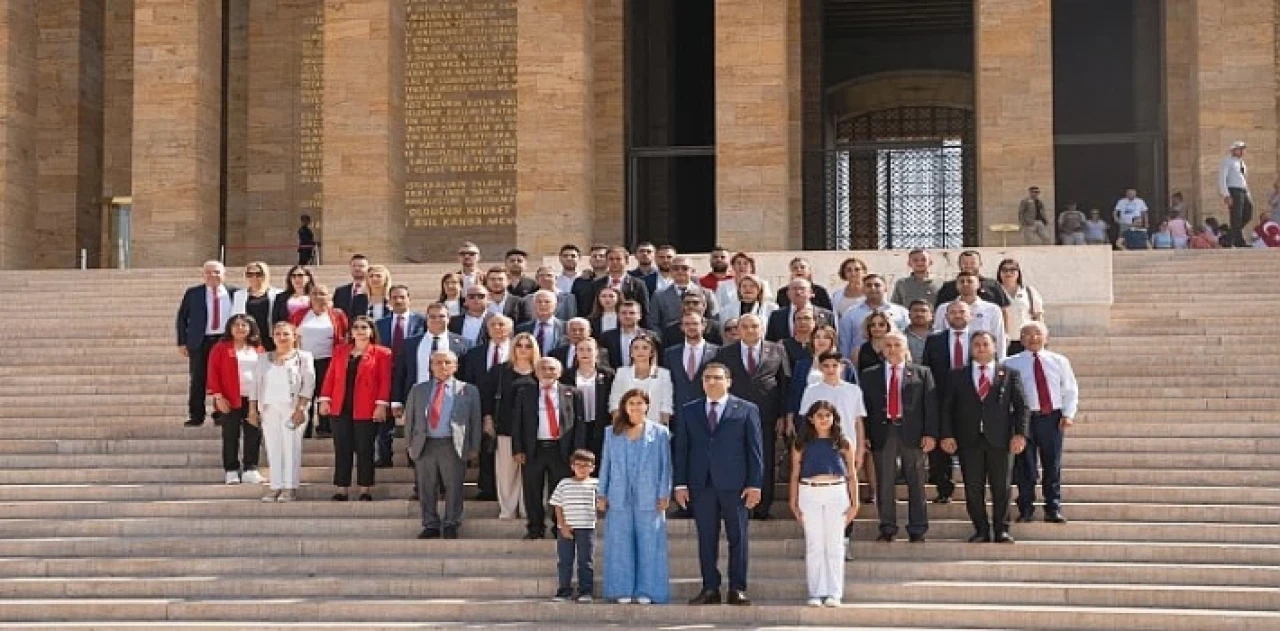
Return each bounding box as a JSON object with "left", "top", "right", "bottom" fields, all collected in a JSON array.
[
  {"left": 514, "top": 290, "right": 566, "bottom": 353},
  {"left": 559, "top": 337, "right": 613, "bottom": 463},
  {"left": 448, "top": 286, "right": 492, "bottom": 347},
  {"left": 934, "top": 250, "right": 1011, "bottom": 310},
  {"left": 673, "top": 362, "right": 763, "bottom": 606},
  {"left": 332, "top": 253, "right": 370, "bottom": 314},
  {"left": 377, "top": 285, "right": 426, "bottom": 357},
  {"left": 460, "top": 315, "right": 515, "bottom": 501},
  {"left": 862, "top": 331, "right": 939, "bottom": 542},
  {"left": 598, "top": 300, "right": 646, "bottom": 369},
  {"left": 766, "top": 278, "right": 836, "bottom": 342},
  {"left": 593, "top": 246, "right": 651, "bottom": 327},
  {"left": 713, "top": 314, "right": 790, "bottom": 520},
  {"left": 666, "top": 313, "right": 720, "bottom": 415},
  {"left": 941, "top": 331, "right": 1029, "bottom": 543},
  {"left": 661, "top": 293, "right": 722, "bottom": 349},
  {"left": 570, "top": 244, "right": 610, "bottom": 316},
  {"left": 512, "top": 358, "right": 586, "bottom": 539},
  {"left": 919, "top": 300, "right": 974, "bottom": 504},
  {"left": 391, "top": 303, "right": 472, "bottom": 421},
  {"left": 651, "top": 255, "right": 719, "bottom": 329},
  {"left": 549, "top": 318, "right": 612, "bottom": 372},
  {"left": 503, "top": 248, "right": 539, "bottom": 297},
  {"left": 483, "top": 267, "right": 524, "bottom": 324},
  {"left": 175, "top": 261, "right": 238, "bottom": 427}
]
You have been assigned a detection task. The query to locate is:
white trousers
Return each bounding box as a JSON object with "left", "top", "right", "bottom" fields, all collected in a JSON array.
[
  {"left": 495, "top": 435, "right": 525, "bottom": 519},
  {"left": 261, "top": 403, "right": 303, "bottom": 490},
  {"left": 799, "top": 483, "right": 850, "bottom": 600}
]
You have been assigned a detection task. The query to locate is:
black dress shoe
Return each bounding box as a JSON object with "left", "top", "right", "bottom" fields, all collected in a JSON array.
[
  {"left": 183, "top": 419, "right": 204, "bottom": 428},
  {"left": 968, "top": 531, "right": 991, "bottom": 543},
  {"left": 875, "top": 532, "right": 895, "bottom": 543},
  {"left": 994, "top": 532, "right": 1016, "bottom": 543},
  {"left": 409, "top": 492, "right": 419, "bottom": 501},
  {"left": 1015, "top": 513, "right": 1035, "bottom": 523},
  {"left": 417, "top": 527, "right": 441, "bottom": 539},
  {"left": 726, "top": 590, "right": 751, "bottom": 606},
  {"left": 752, "top": 512, "right": 772, "bottom": 521},
  {"left": 932, "top": 495, "right": 952, "bottom": 504},
  {"left": 358, "top": 493, "right": 373, "bottom": 502},
  {"left": 687, "top": 589, "right": 721, "bottom": 605},
  {"left": 443, "top": 526, "right": 459, "bottom": 539},
  {"left": 374, "top": 460, "right": 392, "bottom": 469},
  {"left": 1044, "top": 512, "right": 1068, "bottom": 524},
  {"left": 331, "top": 493, "right": 349, "bottom": 502},
  {"left": 908, "top": 534, "right": 926, "bottom": 543}
]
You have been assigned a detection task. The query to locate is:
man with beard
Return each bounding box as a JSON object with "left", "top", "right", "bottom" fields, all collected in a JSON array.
[{"left": 700, "top": 246, "right": 734, "bottom": 292}]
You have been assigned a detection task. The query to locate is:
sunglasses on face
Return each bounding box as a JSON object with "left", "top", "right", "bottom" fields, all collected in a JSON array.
[
  {"left": 352, "top": 325, "right": 372, "bottom": 331},
  {"left": 1000, "top": 268, "right": 1019, "bottom": 273},
  {"left": 290, "top": 273, "right": 308, "bottom": 278},
  {"left": 245, "top": 271, "right": 264, "bottom": 278},
  {"left": 514, "top": 343, "right": 534, "bottom": 349}
]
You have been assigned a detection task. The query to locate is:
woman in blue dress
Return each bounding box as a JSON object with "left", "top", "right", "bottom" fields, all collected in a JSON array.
[{"left": 597, "top": 388, "right": 672, "bottom": 604}]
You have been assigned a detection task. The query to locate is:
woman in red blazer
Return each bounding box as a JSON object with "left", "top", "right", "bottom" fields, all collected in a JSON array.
[
  {"left": 318, "top": 315, "right": 392, "bottom": 501},
  {"left": 206, "top": 314, "right": 266, "bottom": 485},
  {"left": 289, "top": 284, "right": 349, "bottom": 439}
]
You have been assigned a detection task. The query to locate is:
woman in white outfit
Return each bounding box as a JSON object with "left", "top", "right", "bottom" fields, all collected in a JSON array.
[
  {"left": 608, "top": 335, "right": 673, "bottom": 425},
  {"left": 249, "top": 321, "right": 316, "bottom": 502},
  {"left": 716, "top": 274, "right": 776, "bottom": 339}
]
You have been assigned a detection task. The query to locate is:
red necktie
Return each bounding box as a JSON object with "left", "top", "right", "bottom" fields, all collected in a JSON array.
[
  {"left": 427, "top": 380, "right": 445, "bottom": 430},
  {"left": 490, "top": 344, "right": 500, "bottom": 369},
  {"left": 686, "top": 347, "right": 698, "bottom": 379},
  {"left": 210, "top": 288, "right": 220, "bottom": 331},
  {"left": 392, "top": 315, "right": 405, "bottom": 352},
  {"left": 888, "top": 365, "right": 902, "bottom": 418},
  {"left": 953, "top": 332, "right": 964, "bottom": 369},
  {"left": 747, "top": 345, "right": 757, "bottom": 374},
  {"left": 544, "top": 387, "right": 560, "bottom": 439},
  {"left": 1033, "top": 353, "right": 1054, "bottom": 412},
  {"left": 978, "top": 365, "right": 991, "bottom": 400}
]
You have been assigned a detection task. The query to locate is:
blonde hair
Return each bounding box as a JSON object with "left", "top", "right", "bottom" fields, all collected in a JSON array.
[
  {"left": 510, "top": 332, "right": 543, "bottom": 370},
  {"left": 366, "top": 265, "right": 392, "bottom": 301},
  {"left": 246, "top": 261, "right": 272, "bottom": 286}
]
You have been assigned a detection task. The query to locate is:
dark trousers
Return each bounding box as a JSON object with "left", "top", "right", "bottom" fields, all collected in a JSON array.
[
  {"left": 690, "top": 486, "right": 749, "bottom": 591},
  {"left": 927, "top": 448, "right": 955, "bottom": 499},
  {"left": 221, "top": 398, "right": 262, "bottom": 471},
  {"left": 477, "top": 434, "right": 497, "bottom": 497},
  {"left": 307, "top": 358, "right": 332, "bottom": 436},
  {"left": 557, "top": 528, "right": 596, "bottom": 595},
  {"left": 1018, "top": 411, "right": 1064, "bottom": 515},
  {"left": 186, "top": 336, "right": 219, "bottom": 424},
  {"left": 959, "top": 441, "right": 1012, "bottom": 535},
  {"left": 754, "top": 431, "right": 778, "bottom": 518},
  {"left": 297, "top": 249, "right": 315, "bottom": 265},
  {"left": 523, "top": 442, "right": 570, "bottom": 534},
  {"left": 332, "top": 416, "right": 378, "bottom": 488},
  {"left": 1228, "top": 187, "right": 1253, "bottom": 247},
  {"left": 873, "top": 426, "right": 928, "bottom": 537},
  {"left": 375, "top": 422, "right": 396, "bottom": 465},
  {"left": 415, "top": 438, "right": 466, "bottom": 529}
]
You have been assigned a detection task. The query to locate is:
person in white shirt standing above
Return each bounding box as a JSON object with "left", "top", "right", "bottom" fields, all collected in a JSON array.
[
  {"left": 933, "top": 272, "right": 1006, "bottom": 359},
  {"left": 1219, "top": 140, "right": 1253, "bottom": 247},
  {"left": 1112, "top": 188, "right": 1149, "bottom": 233},
  {"left": 838, "top": 274, "right": 909, "bottom": 358},
  {"left": 1004, "top": 322, "right": 1078, "bottom": 525}
]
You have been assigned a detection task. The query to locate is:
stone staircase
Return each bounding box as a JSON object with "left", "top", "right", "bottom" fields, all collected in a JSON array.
[{"left": 0, "top": 250, "right": 1276, "bottom": 629}]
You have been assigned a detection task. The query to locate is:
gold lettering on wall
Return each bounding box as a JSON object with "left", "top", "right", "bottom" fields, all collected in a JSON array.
[
  {"left": 298, "top": 2, "right": 324, "bottom": 215},
  {"left": 404, "top": 0, "right": 517, "bottom": 245}
]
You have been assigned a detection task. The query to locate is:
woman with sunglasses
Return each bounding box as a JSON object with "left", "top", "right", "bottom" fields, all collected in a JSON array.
[
  {"left": 317, "top": 315, "right": 393, "bottom": 501},
  {"left": 272, "top": 265, "right": 316, "bottom": 328},
  {"left": 856, "top": 311, "right": 899, "bottom": 373},
  {"left": 231, "top": 261, "right": 281, "bottom": 351},
  {"left": 206, "top": 314, "right": 265, "bottom": 485},
  {"left": 486, "top": 331, "right": 541, "bottom": 520},
  {"left": 996, "top": 258, "right": 1044, "bottom": 355}
]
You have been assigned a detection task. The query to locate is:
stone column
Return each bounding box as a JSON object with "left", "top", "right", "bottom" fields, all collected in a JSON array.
[
  {"left": 974, "top": 0, "right": 1054, "bottom": 244},
  {"left": 591, "top": 0, "right": 624, "bottom": 246},
  {"left": 102, "top": 0, "right": 133, "bottom": 201},
  {"left": 516, "top": 0, "right": 594, "bottom": 255},
  {"left": 715, "top": 0, "right": 799, "bottom": 251},
  {"left": 1190, "top": 0, "right": 1276, "bottom": 227},
  {"left": 0, "top": 0, "right": 37, "bottom": 269},
  {"left": 1165, "top": 0, "right": 1196, "bottom": 218},
  {"left": 322, "top": 0, "right": 403, "bottom": 264}
]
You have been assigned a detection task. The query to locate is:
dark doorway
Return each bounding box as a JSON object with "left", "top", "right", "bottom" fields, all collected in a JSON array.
[{"left": 625, "top": 0, "right": 716, "bottom": 251}]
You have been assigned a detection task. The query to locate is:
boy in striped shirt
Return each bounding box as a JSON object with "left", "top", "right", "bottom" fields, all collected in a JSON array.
[{"left": 550, "top": 449, "right": 599, "bottom": 603}]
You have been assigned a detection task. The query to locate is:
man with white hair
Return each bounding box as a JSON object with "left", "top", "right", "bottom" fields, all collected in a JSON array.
[
  {"left": 1003, "top": 322, "right": 1078, "bottom": 525},
  {"left": 176, "top": 261, "right": 238, "bottom": 427},
  {"left": 515, "top": 290, "right": 566, "bottom": 353},
  {"left": 1219, "top": 140, "right": 1252, "bottom": 247},
  {"left": 404, "top": 349, "right": 482, "bottom": 540}
]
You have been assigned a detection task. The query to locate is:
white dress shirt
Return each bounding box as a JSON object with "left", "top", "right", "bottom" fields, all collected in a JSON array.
[
  {"left": 556, "top": 272, "right": 579, "bottom": 295},
  {"left": 972, "top": 361, "right": 995, "bottom": 391},
  {"left": 460, "top": 313, "right": 486, "bottom": 344},
  {"left": 706, "top": 394, "right": 729, "bottom": 420},
  {"left": 537, "top": 385, "right": 562, "bottom": 440},
  {"left": 883, "top": 361, "right": 907, "bottom": 398},
  {"left": 656, "top": 275, "right": 674, "bottom": 293},
  {"left": 486, "top": 295, "right": 509, "bottom": 316},
  {"left": 619, "top": 328, "right": 638, "bottom": 366},
  {"left": 205, "top": 285, "right": 232, "bottom": 335},
  {"left": 1004, "top": 350, "right": 1079, "bottom": 417},
  {"left": 608, "top": 365, "right": 674, "bottom": 422},
  {"left": 1219, "top": 155, "right": 1248, "bottom": 196},
  {"left": 839, "top": 301, "right": 910, "bottom": 357},
  {"left": 485, "top": 340, "right": 510, "bottom": 370},
  {"left": 576, "top": 372, "right": 598, "bottom": 421},
  {"left": 599, "top": 312, "right": 618, "bottom": 333},
  {"left": 416, "top": 334, "right": 449, "bottom": 384},
  {"left": 683, "top": 341, "right": 705, "bottom": 376},
  {"left": 933, "top": 299, "right": 1006, "bottom": 359}
]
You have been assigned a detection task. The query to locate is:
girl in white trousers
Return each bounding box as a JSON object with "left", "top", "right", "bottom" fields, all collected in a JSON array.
[
  {"left": 789, "top": 400, "right": 859, "bottom": 607},
  {"left": 250, "top": 322, "right": 316, "bottom": 503}
]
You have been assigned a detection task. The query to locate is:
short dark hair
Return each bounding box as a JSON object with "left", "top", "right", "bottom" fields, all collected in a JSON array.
[
  {"left": 389, "top": 284, "right": 410, "bottom": 296},
  {"left": 221, "top": 313, "right": 262, "bottom": 347},
  {"left": 816, "top": 351, "right": 844, "bottom": 364},
  {"left": 350, "top": 254, "right": 368, "bottom": 262},
  {"left": 570, "top": 449, "right": 596, "bottom": 464},
  {"left": 560, "top": 244, "right": 580, "bottom": 254},
  {"left": 907, "top": 248, "right": 928, "bottom": 258},
  {"left": 486, "top": 265, "right": 508, "bottom": 278},
  {"left": 908, "top": 299, "right": 932, "bottom": 310},
  {"left": 862, "top": 273, "right": 885, "bottom": 284},
  {"left": 702, "top": 362, "right": 730, "bottom": 378},
  {"left": 956, "top": 270, "right": 980, "bottom": 281},
  {"left": 300, "top": 214, "right": 311, "bottom": 222},
  {"left": 656, "top": 244, "right": 676, "bottom": 252},
  {"left": 589, "top": 243, "right": 609, "bottom": 253},
  {"left": 347, "top": 315, "right": 381, "bottom": 345},
  {"left": 607, "top": 245, "right": 630, "bottom": 257},
  {"left": 618, "top": 299, "right": 641, "bottom": 312},
  {"left": 969, "top": 330, "right": 998, "bottom": 345},
  {"left": 710, "top": 245, "right": 730, "bottom": 253},
  {"left": 959, "top": 250, "right": 981, "bottom": 262},
  {"left": 505, "top": 248, "right": 528, "bottom": 259},
  {"left": 635, "top": 241, "right": 654, "bottom": 250}
]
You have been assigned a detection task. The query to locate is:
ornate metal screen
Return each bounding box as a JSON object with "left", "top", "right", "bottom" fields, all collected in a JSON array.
[{"left": 822, "top": 106, "right": 976, "bottom": 250}]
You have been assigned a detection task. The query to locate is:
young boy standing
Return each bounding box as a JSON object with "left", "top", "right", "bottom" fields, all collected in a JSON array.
[{"left": 549, "top": 449, "right": 599, "bottom": 603}]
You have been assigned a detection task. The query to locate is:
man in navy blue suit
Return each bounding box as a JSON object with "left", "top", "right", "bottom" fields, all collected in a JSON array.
[
  {"left": 376, "top": 285, "right": 426, "bottom": 357},
  {"left": 175, "top": 261, "right": 237, "bottom": 427},
  {"left": 674, "top": 362, "right": 763, "bottom": 606}
]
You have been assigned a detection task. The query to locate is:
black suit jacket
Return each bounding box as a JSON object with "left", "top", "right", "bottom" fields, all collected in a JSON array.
[
  {"left": 448, "top": 312, "right": 493, "bottom": 347},
  {"left": 508, "top": 276, "right": 538, "bottom": 298},
  {"left": 860, "top": 363, "right": 939, "bottom": 450},
  {"left": 391, "top": 332, "right": 472, "bottom": 405},
  {"left": 776, "top": 285, "right": 833, "bottom": 311},
  {"left": 921, "top": 330, "right": 965, "bottom": 400},
  {"left": 598, "top": 328, "right": 651, "bottom": 370},
  {"left": 714, "top": 341, "right": 791, "bottom": 424},
  {"left": 765, "top": 305, "right": 837, "bottom": 342},
  {"left": 571, "top": 274, "right": 600, "bottom": 318},
  {"left": 660, "top": 319, "right": 722, "bottom": 351},
  {"left": 333, "top": 283, "right": 357, "bottom": 315},
  {"left": 560, "top": 366, "right": 614, "bottom": 459},
  {"left": 511, "top": 383, "right": 586, "bottom": 460},
  {"left": 460, "top": 343, "right": 502, "bottom": 410},
  {"left": 941, "top": 363, "right": 1028, "bottom": 450},
  {"left": 936, "top": 276, "right": 1009, "bottom": 308},
  {"left": 592, "top": 275, "right": 652, "bottom": 327},
  {"left": 665, "top": 343, "right": 720, "bottom": 416},
  {"left": 491, "top": 294, "right": 524, "bottom": 324}
]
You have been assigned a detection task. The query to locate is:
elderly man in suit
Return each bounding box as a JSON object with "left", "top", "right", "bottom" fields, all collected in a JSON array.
[
  {"left": 559, "top": 338, "right": 613, "bottom": 463},
  {"left": 651, "top": 256, "right": 719, "bottom": 330},
  {"left": 521, "top": 266, "right": 577, "bottom": 322},
  {"left": 404, "top": 349, "right": 482, "bottom": 540},
  {"left": 766, "top": 278, "right": 836, "bottom": 343},
  {"left": 460, "top": 314, "right": 514, "bottom": 502},
  {"left": 176, "top": 260, "right": 238, "bottom": 427},
  {"left": 673, "top": 362, "right": 763, "bottom": 606},
  {"left": 714, "top": 314, "right": 790, "bottom": 520},
  {"left": 941, "top": 331, "right": 1028, "bottom": 543},
  {"left": 861, "top": 331, "right": 938, "bottom": 543},
  {"left": 512, "top": 357, "right": 586, "bottom": 539},
  {"left": 390, "top": 302, "right": 472, "bottom": 466},
  {"left": 515, "top": 290, "right": 566, "bottom": 354},
  {"left": 550, "top": 318, "right": 612, "bottom": 372}
]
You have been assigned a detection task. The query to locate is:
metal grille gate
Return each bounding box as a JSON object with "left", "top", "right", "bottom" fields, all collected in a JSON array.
[{"left": 821, "top": 106, "right": 977, "bottom": 250}]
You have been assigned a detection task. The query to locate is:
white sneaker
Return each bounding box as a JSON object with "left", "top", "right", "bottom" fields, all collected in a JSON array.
[
  {"left": 277, "top": 490, "right": 296, "bottom": 502},
  {"left": 241, "top": 470, "right": 265, "bottom": 485},
  {"left": 635, "top": 596, "right": 652, "bottom": 605},
  {"left": 224, "top": 471, "right": 241, "bottom": 485},
  {"left": 576, "top": 595, "right": 593, "bottom": 604},
  {"left": 615, "top": 597, "right": 632, "bottom": 604},
  {"left": 807, "top": 598, "right": 823, "bottom": 607},
  {"left": 261, "top": 490, "right": 281, "bottom": 503},
  {"left": 824, "top": 597, "right": 842, "bottom": 607}
]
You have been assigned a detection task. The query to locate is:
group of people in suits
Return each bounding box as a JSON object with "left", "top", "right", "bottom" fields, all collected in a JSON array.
[{"left": 176, "top": 242, "right": 1080, "bottom": 606}]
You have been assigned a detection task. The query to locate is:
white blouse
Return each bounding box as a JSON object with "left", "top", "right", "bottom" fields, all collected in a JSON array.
[
  {"left": 1002, "top": 284, "right": 1044, "bottom": 337},
  {"left": 298, "top": 311, "right": 334, "bottom": 359},
  {"left": 608, "top": 364, "right": 674, "bottom": 423},
  {"left": 599, "top": 312, "right": 618, "bottom": 333},
  {"left": 235, "top": 347, "right": 260, "bottom": 395}
]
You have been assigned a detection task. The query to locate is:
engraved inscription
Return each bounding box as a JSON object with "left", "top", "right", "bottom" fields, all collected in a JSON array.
[
  {"left": 298, "top": 2, "right": 324, "bottom": 215},
  {"left": 404, "top": 0, "right": 517, "bottom": 238}
]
